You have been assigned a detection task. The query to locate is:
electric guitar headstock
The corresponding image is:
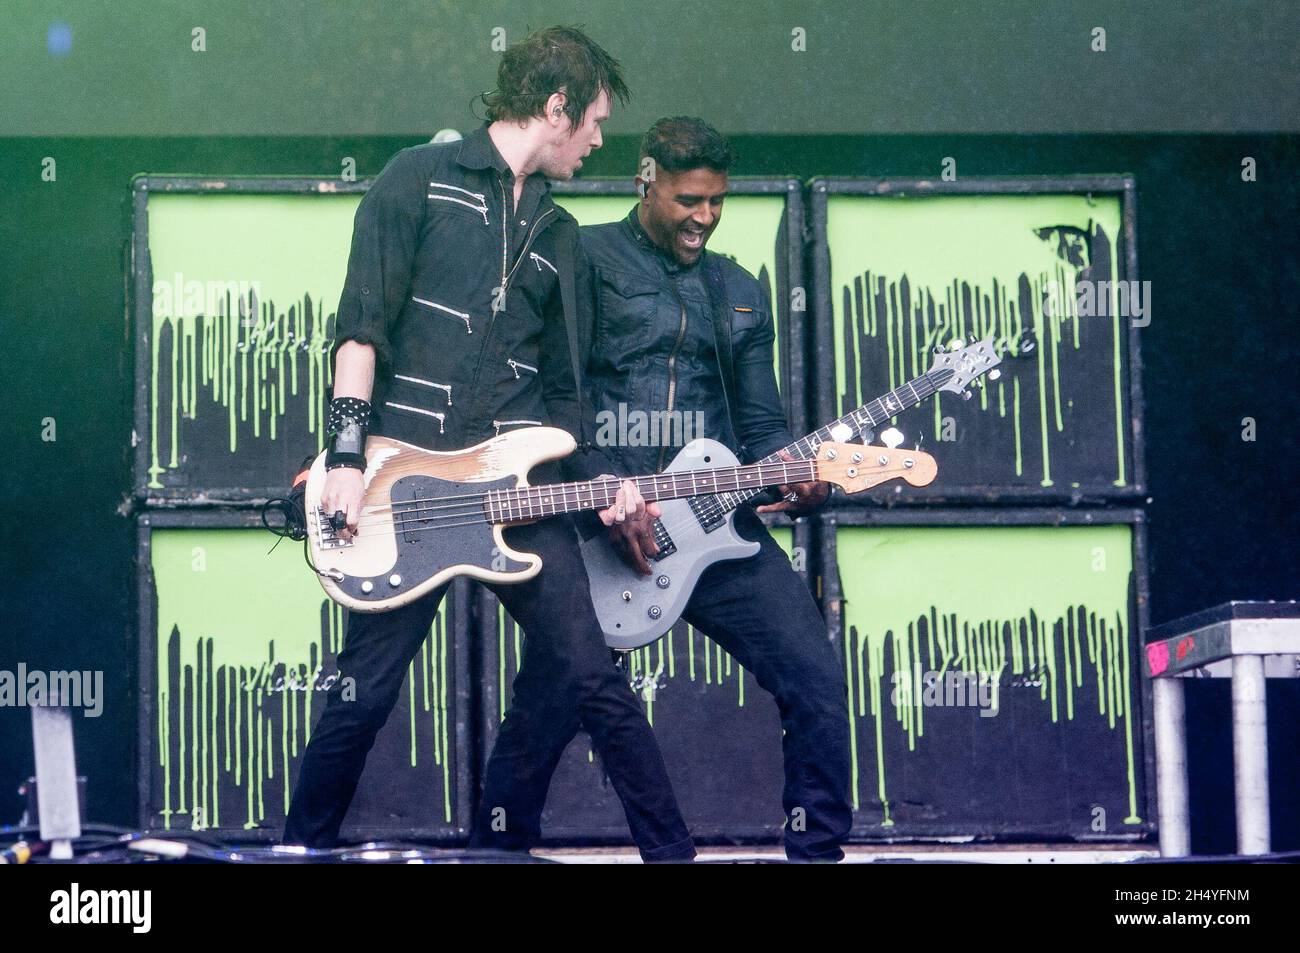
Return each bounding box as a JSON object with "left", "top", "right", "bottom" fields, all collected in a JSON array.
[{"left": 924, "top": 335, "right": 1006, "bottom": 400}]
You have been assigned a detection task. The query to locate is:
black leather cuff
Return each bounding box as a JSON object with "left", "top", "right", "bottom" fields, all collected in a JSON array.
[{"left": 325, "top": 397, "right": 371, "bottom": 472}]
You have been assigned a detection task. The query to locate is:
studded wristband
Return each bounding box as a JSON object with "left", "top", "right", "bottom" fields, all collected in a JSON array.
[{"left": 325, "top": 396, "right": 372, "bottom": 472}]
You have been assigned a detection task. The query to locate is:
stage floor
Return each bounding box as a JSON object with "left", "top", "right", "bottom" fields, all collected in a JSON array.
[{"left": 534, "top": 844, "right": 1160, "bottom": 864}]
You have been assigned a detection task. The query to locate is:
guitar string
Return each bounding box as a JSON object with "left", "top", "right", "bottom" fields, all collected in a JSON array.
[
  {"left": 321, "top": 381, "right": 942, "bottom": 540},
  {"left": 336, "top": 457, "right": 822, "bottom": 521},
  {"left": 321, "top": 366, "right": 948, "bottom": 516},
  {"left": 341, "top": 461, "right": 823, "bottom": 535},
  {"left": 317, "top": 366, "right": 962, "bottom": 542},
  {"left": 332, "top": 376, "right": 936, "bottom": 534},
  {"left": 323, "top": 396, "right": 931, "bottom": 542},
  {"left": 321, "top": 455, "right": 821, "bottom": 538},
  {"left": 311, "top": 363, "right": 988, "bottom": 558},
  {"left": 320, "top": 459, "right": 923, "bottom": 551}
]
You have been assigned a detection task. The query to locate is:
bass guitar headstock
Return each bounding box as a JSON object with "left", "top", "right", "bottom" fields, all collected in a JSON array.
[{"left": 813, "top": 443, "right": 938, "bottom": 495}]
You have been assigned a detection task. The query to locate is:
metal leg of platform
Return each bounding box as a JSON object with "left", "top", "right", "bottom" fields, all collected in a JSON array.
[
  {"left": 1231, "top": 654, "right": 1270, "bottom": 855},
  {"left": 1152, "top": 676, "right": 1190, "bottom": 857}
]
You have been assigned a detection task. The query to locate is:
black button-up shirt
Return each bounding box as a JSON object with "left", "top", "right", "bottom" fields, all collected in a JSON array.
[{"left": 329, "top": 124, "right": 593, "bottom": 464}]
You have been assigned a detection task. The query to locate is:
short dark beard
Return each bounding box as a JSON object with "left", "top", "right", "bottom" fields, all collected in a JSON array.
[{"left": 637, "top": 205, "right": 699, "bottom": 265}]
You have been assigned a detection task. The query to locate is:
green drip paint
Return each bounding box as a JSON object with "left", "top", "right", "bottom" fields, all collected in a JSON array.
[
  {"left": 145, "top": 194, "right": 356, "bottom": 489},
  {"left": 837, "top": 525, "right": 1142, "bottom": 828},
  {"left": 688, "top": 625, "right": 696, "bottom": 680},
  {"left": 152, "top": 529, "right": 453, "bottom": 831},
  {"left": 408, "top": 667, "right": 417, "bottom": 766},
  {"left": 440, "top": 616, "right": 451, "bottom": 823},
  {"left": 827, "top": 195, "right": 1128, "bottom": 489},
  {"left": 498, "top": 604, "right": 507, "bottom": 722}
]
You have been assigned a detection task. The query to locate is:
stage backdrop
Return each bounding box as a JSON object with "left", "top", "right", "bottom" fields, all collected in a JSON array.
[
  {"left": 130, "top": 172, "right": 813, "bottom": 843},
  {"left": 136, "top": 510, "right": 474, "bottom": 840},
  {"left": 821, "top": 510, "right": 1153, "bottom": 839},
  {"left": 131, "top": 176, "right": 805, "bottom": 504},
  {"left": 476, "top": 522, "right": 812, "bottom": 843},
  {"left": 810, "top": 178, "right": 1144, "bottom": 505},
  {"left": 129, "top": 168, "right": 1154, "bottom": 847}
]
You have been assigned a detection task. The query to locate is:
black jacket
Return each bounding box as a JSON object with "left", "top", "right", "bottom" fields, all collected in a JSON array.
[{"left": 578, "top": 207, "right": 796, "bottom": 478}]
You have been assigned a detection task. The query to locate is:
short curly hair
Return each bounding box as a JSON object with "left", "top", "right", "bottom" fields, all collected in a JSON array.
[
  {"left": 481, "top": 25, "right": 630, "bottom": 131},
  {"left": 639, "top": 117, "right": 735, "bottom": 175}
]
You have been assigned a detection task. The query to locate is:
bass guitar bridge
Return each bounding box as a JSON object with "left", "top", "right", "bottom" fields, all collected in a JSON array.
[{"left": 314, "top": 505, "right": 354, "bottom": 550}]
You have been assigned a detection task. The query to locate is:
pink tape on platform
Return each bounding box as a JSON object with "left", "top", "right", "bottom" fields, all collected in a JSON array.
[{"left": 1147, "top": 640, "right": 1170, "bottom": 676}]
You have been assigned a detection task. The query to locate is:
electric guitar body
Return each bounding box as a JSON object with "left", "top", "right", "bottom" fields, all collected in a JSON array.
[
  {"left": 581, "top": 337, "right": 1004, "bottom": 650},
  {"left": 581, "top": 439, "right": 759, "bottom": 651},
  {"left": 304, "top": 428, "right": 574, "bottom": 613}
]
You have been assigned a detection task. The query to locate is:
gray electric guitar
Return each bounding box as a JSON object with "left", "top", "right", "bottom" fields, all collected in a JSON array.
[{"left": 583, "top": 337, "right": 1002, "bottom": 650}]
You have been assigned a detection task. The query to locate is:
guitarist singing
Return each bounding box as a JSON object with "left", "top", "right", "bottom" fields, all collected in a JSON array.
[
  {"left": 282, "top": 27, "right": 697, "bottom": 863},
  {"left": 477, "top": 117, "right": 854, "bottom": 861}
]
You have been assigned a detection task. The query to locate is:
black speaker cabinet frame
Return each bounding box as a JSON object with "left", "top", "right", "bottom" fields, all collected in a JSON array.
[
  {"left": 808, "top": 176, "right": 1146, "bottom": 507},
  {"left": 134, "top": 506, "right": 475, "bottom": 842},
  {"left": 130, "top": 175, "right": 808, "bottom": 506},
  {"left": 817, "top": 505, "right": 1156, "bottom": 843},
  {"left": 130, "top": 175, "right": 371, "bottom": 506},
  {"left": 473, "top": 512, "right": 816, "bottom": 845}
]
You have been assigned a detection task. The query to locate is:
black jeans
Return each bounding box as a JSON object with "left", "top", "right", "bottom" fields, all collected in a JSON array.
[
  {"left": 282, "top": 515, "right": 695, "bottom": 862},
  {"left": 471, "top": 507, "right": 853, "bottom": 861}
]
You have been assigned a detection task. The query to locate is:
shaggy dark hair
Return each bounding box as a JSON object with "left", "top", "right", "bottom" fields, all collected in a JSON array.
[
  {"left": 481, "top": 25, "right": 629, "bottom": 132},
  {"left": 639, "top": 116, "right": 736, "bottom": 174}
]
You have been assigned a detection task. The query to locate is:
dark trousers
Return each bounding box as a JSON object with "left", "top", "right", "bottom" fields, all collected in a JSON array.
[
  {"left": 471, "top": 507, "right": 853, "bottom": 861},
  {"left": 282, "top": 515, "right": 695, "bottom": 862}
]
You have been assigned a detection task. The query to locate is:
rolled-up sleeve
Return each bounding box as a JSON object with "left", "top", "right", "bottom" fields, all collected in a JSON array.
[{"left": 330, "top": 147, "right": 427, "bottom": 373}]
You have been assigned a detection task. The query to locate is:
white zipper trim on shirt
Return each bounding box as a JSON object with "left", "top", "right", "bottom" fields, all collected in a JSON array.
[
  {"left": 426, "top": 193, "right": 488, "bottom": 225},
  {"left": 497, "top": 180, "right": 510, "bottom": 290},
  {"left": 504, "top": 208, "right": 556, "bottom": 290},
  {"left": 393, "top": 374, "right": 452, "bottom": 404},
  {"left": 411, "top": 296, "right": 472, "bottom": 332},
  {"left": 494, "top": 186, "right": 557, "bottom": 299},
  {"left": 385, "top": 402, "right": 446, "bottom": 432},
  {"left": 506, "top": 358, "right": 538, "bottom": 378},
  {"left": 493, "top": 418, "right": 542, "bottom": 436},
  {"left": 529, "top": 251, "right": 557, "bottom": 275},
  {"left": 428, "top": 181, "right": 488, "bottom": 222},
  {"left": 428, "top": 181, "right": 486, "bottom": 202}
]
